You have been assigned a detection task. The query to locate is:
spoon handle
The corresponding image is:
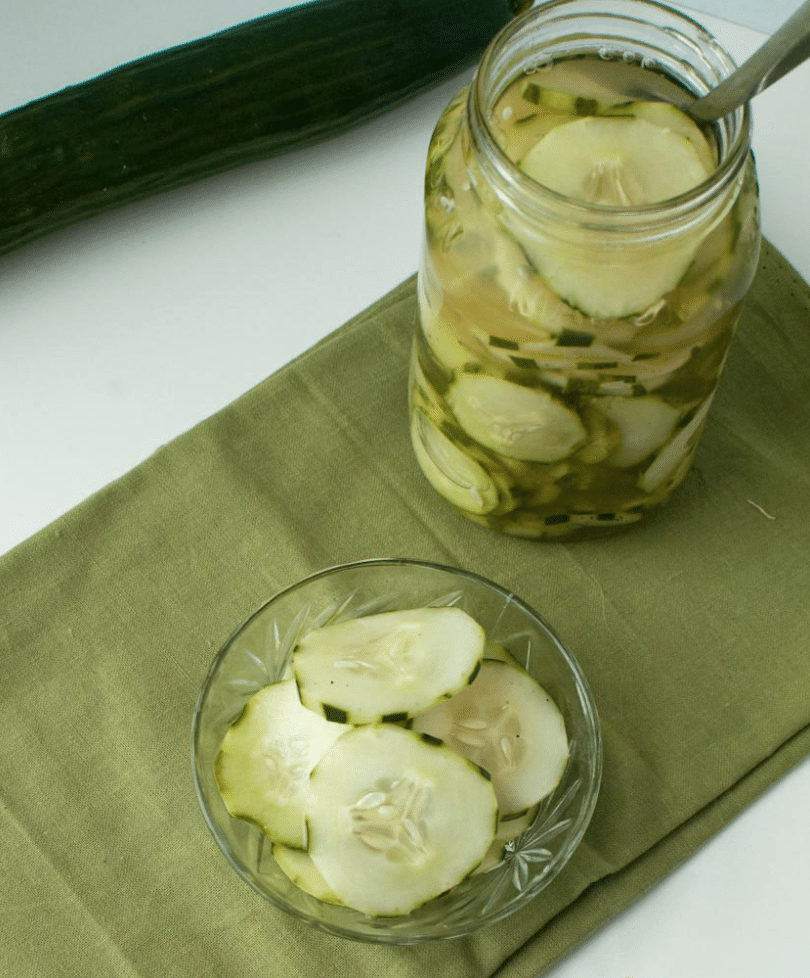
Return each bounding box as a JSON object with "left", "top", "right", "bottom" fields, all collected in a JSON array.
[{"left": 689, "top": 0, "right": 810, "bottom": 122}]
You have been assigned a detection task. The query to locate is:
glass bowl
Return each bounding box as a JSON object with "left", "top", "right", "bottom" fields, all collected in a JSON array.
[{"left": 191, "top": 558, "right": 602, "bottom": 943}]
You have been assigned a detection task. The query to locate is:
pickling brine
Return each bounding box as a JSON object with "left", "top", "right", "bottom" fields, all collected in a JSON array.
[{"left": 409, "top": 1, "right": 761, "bottom": 539}]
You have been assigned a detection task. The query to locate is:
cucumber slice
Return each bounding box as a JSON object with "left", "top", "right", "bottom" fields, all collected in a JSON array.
[
  {"left": 576, "top": 402, "right": 621, "bottom": 464},
  {"left": 418, "top": 279, "right": 476, "bottom": 374},
  {"left": 490, "top": 229, "right": 562, "bottom": 329},
  {"left": 473, "top": 805, "right": 539, "bottom": 875},
  {"left": 474, "top": 839, "right": 507, "bottom": 875},
  {"left": 517, "top": 225, "right": 701, "bottom": 321},
  {"left": 214, "top": 679, "right": 350, "bottom": 848},
  {"left": 448, "top": 374, "right": 586, "bottom": 463},
  {"left": 294, "top": 607, "right": 485, "bottom": 724},
  {"left": 482, "top": 641, "right": 519, "bottom": 666},
  {"left": 522, "top": 114, "right": 711, "bottom": 208},
  {"left": 613, "top": 101, "right": 716, "bottom": 174},
  {"left": 593, "top": 395, "right": 680, "bottom": 468},
  {"left": 497, "top": 803, "right": 539, "bottom": 842},
  {"left": 272, "top": 844, "right": 343, "bottom": 904},
  {"left": 517, "top": 111, "right": 715, "bottom": 318},
  {"left": 412, "top": 659, "right": 569, "bottom": 816},
  {"left": 421, "top": 310, "right": 475, "bottom": 374},
  {"left": 410, "top": 409, "right": 500, "bottom": 515},
  {"left": 639, "top": 390, "right": 716, "bottom": 492},
  {"left": 306, "top": 725, "right": 498, "bottom": 916}
]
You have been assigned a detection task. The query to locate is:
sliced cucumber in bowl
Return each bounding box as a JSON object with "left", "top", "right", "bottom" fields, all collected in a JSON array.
[
  {"left": 473, "top": 804, "right": 541, "bottom": 876},
  {"left": 272, "top": 843, "right": 343, "bottom": 904},
  {"left": 196, "top": 560, "right": 600, "bottom": 933},
  {"left": 305, "top": 725, "right": 498, "bottom": 916},
  {"left": 293, "top": 606, "right": 486, "bottom": 724},
  {"left": 214, "top": 678, "right": 350, "bottom": 849},
  {"left": 412, "top": 658, "right": 569, "bottom": 816}
]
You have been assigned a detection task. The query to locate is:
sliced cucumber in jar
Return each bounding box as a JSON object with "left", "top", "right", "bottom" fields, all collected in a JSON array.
[
  {"left": 515, "top": 222, "right": 701, "bottom": 322},
  {"left": 412, "top": 658, "right": 569, "bottom": 816},
  {"left": 622, "top": 347, "right": 695, "bottom": 392},
  {"left": 607, "top": 100, "right": 717, "bottom": 173},
  {"left": 522, "top": 115, "right": 711, "bottom": 206},
  {"left": 214, "top": 679, "right": 350, "bottom": 849},
  {"left": 593, "top": 395, "right": 680, "bottom": 468},
  {"left": 490, "top": 229, "right": 559, "bottom": 330},
  {"left": 448, "top": 374, "right": 586, "bottom": 463},
  {"left": 576, "top": 402, "right": 622, "bottom": 464},
  {"left": 410, "top": 409, "right": 501, "bottom": 515},
  {"left": 419, "top": 301, "right": 476, "bottom": 375},
  {"left": 490, "top": 227, "right": 594, "bottom": 340},
  {"left": 568, "top": 510, "right": 644, "bottom": 527},
  {"left": 305, "top": 725, "right": 498, "bottom": 917},
  {"left": 639, "top": 390, "right": 716, "bottom": 492},
  {"left": 516, "top": 110, "right": 716, "bottom": 319},
  {"left": 293, "top": 606, "right": 485, "bottom": 725}
]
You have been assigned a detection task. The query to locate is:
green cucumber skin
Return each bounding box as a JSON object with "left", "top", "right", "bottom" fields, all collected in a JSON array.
[{"left": 0, "top": 0, "right": 519, "bottom": 258}]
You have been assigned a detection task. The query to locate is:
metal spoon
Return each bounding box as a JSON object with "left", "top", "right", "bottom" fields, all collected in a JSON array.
[{"left": 687, "top": 0, "right": 810, "bottom": 122}]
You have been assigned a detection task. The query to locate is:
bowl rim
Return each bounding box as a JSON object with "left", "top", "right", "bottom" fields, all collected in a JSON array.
[{"left": 190, "top": 556, "right": 603, "bottom": 942}]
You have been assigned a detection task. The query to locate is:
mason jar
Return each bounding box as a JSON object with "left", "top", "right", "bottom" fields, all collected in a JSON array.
[{"left": 409, "top": 0, "right": 760, "bottom": 540}]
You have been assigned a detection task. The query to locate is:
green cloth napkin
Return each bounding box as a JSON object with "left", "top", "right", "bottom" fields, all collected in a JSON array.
[{"left": 2, "top": 239, "right": 809, "bottom": 978}]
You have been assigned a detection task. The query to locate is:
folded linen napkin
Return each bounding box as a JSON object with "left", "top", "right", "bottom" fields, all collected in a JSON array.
[{"left": 1, "top": 240, "right": 808, "bottom": 977}]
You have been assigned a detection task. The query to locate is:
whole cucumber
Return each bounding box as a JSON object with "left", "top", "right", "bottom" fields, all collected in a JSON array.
[{"left": 0, "top": 0, "right": 524, "bottom": 259}]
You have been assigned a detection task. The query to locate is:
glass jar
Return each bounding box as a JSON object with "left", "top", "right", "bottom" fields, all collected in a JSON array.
[{"left": 409, "top": 0, "right": 760, "bottom": 540}]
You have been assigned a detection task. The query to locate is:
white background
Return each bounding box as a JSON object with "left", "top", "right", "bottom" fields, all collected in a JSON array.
[{"left": 1, "top": 2, "right": 809, "bottom": 976}]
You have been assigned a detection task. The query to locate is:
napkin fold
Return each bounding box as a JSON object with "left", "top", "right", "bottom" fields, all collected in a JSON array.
[{"left": 1, "top": 240, "right": 809, "bottom": 978}]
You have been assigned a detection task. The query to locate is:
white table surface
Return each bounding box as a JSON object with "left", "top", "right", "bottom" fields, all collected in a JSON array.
[{"left": 2, "top": 2, "right": 808, "bottom": 975}]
